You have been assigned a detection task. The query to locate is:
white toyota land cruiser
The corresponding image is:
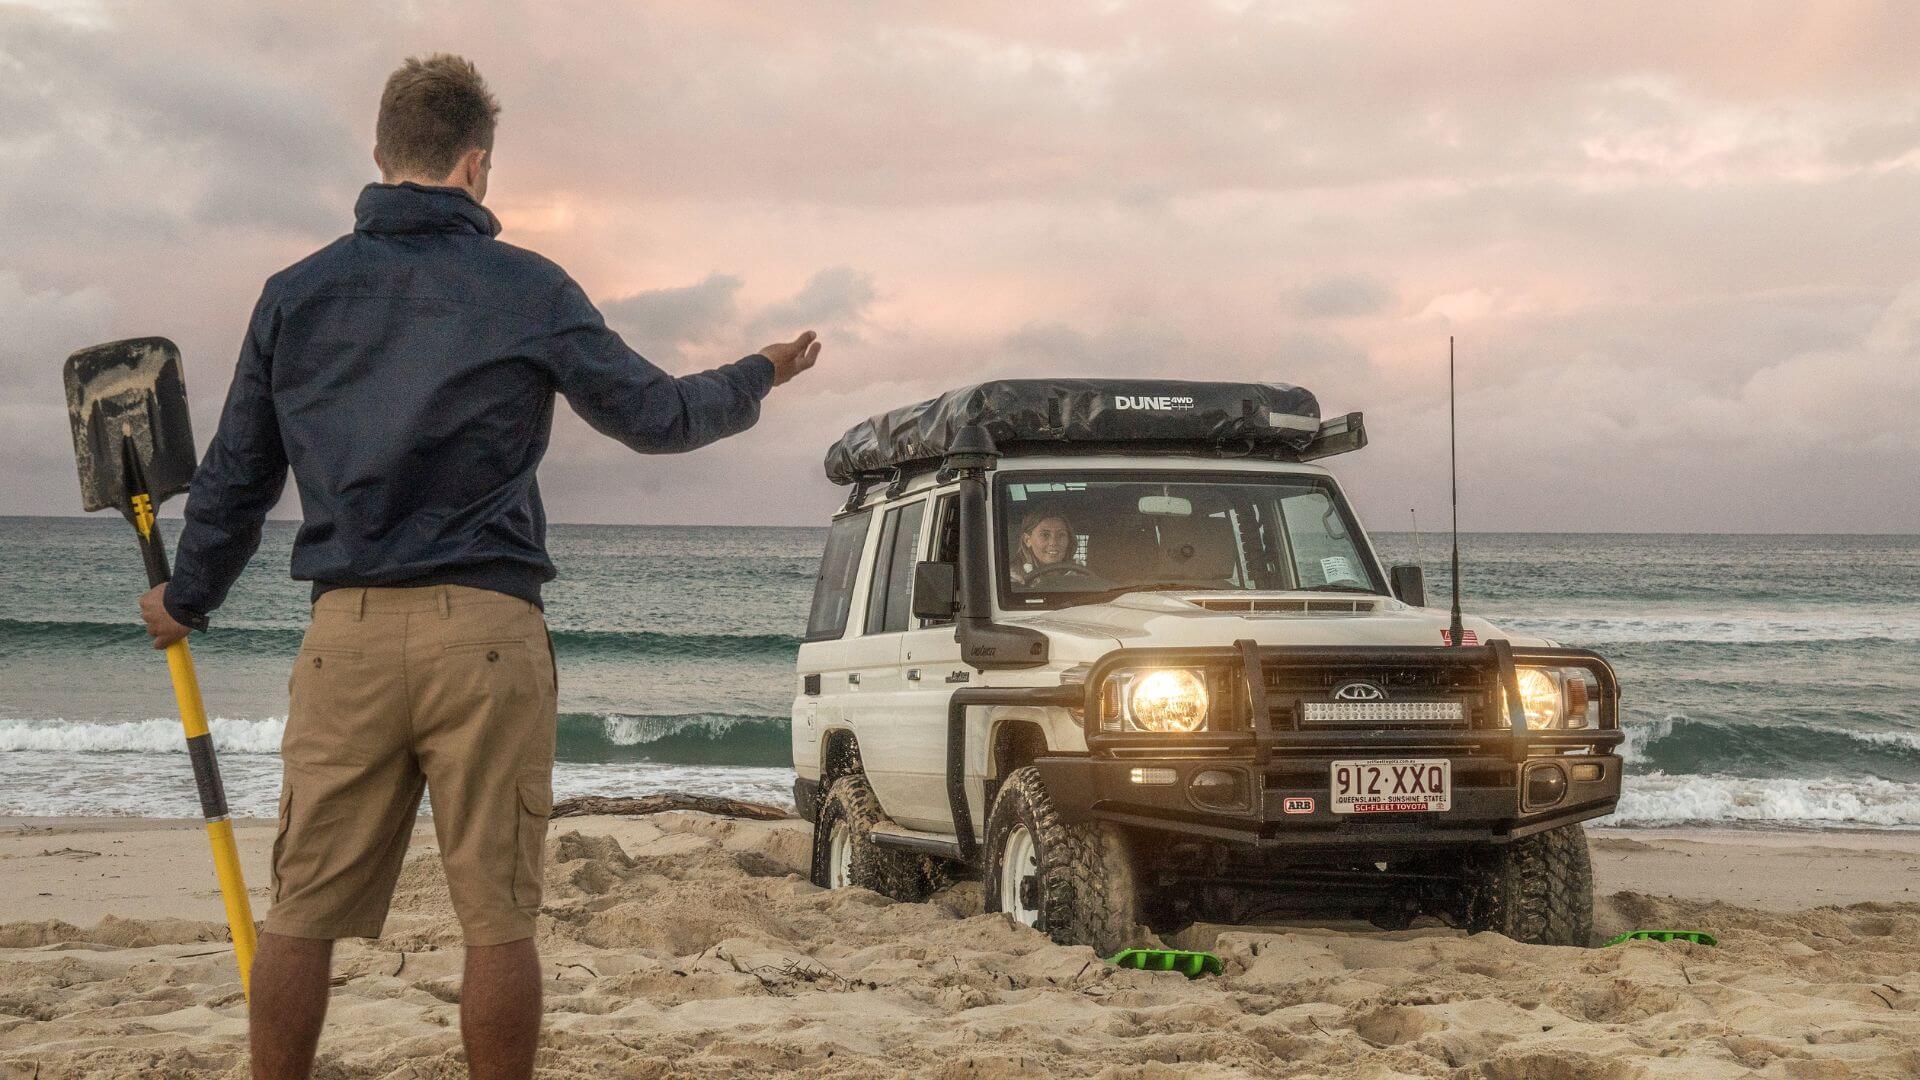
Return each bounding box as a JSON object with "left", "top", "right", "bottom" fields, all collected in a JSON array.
[{"left": 791, "top": 380, "right": 1623, "bottom": 951}]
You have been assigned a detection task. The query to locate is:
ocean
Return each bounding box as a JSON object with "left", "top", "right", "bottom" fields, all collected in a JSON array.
[{"left": 2, "top": 517, "right": 1916, "bottom": 829}]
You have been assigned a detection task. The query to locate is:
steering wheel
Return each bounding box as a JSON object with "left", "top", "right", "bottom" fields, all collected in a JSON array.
[{"left": 1023, "top": 561, "right": 1102, "bottom": 586}]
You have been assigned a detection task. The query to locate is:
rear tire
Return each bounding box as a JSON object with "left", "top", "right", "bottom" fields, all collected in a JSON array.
[
  {"left": 1458, "top": 823, "right": 1594, "bottom": 946},
  {"left": 984, "top": 766, "right": 1141, "bottom": 955},
  {"left": 811, "top": 774, "right": 940, "bottom": 902}
]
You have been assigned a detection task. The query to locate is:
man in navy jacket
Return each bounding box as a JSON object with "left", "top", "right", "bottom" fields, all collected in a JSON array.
[{"left": 135, "top": 54, "right": 820, "bottom": 1080}]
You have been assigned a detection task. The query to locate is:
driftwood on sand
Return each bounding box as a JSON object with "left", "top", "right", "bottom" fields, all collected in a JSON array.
[{"left": 550, "top": 792, "right": 793, "bottom": 821}]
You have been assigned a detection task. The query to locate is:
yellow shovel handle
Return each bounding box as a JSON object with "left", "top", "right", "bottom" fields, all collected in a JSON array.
[{"left": 165, "top": 638, "right": 258, "bottom": 998}]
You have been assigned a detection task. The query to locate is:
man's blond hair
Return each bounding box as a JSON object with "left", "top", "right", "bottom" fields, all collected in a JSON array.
[{"left": 375, "top": 54, "right": 500, "bottom": 179}]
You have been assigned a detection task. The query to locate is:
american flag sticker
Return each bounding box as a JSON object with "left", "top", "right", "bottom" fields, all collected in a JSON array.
[{"left": 1441, "top": 628, "right": 1479, "bottom": 645}]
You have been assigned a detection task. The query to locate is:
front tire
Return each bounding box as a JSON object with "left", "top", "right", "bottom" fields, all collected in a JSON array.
[
  {"left": 984, "top": 766, "right": 1141, "bottom": 954},
  {"left": 1457, "top": 823, "right": 1595, "bottom": 945},
  {"left": 811, "top": 774, "right": 940, "bottom": 902}
]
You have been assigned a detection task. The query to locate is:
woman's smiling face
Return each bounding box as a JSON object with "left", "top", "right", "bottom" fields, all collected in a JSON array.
[{"left": 1023, "top": 517, "right": 1073, "bottom": 566}]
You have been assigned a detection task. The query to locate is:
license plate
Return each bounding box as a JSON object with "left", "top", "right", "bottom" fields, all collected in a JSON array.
[{"left": 1330, "top": 758, "right": 1451, "bottom": 814}]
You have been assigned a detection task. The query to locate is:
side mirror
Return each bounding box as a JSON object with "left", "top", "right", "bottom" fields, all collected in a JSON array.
[
  {"left": 911, "top": 561, "right": 958, "bottom": 621},
  {"left": 1389, "top": 564, "right": 1426, "bottom": 607}
]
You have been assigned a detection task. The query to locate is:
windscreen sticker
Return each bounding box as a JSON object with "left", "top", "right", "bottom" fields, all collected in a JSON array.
[{"left": 1319, "top": 555, "right": 1361, "bottom": 585}]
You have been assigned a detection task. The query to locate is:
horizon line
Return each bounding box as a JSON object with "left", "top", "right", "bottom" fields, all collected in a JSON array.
[{"left": 2, "top": 513, "right": 1916, "bottom": 538}]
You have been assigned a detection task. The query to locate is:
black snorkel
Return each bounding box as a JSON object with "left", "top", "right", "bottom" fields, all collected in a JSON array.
[{"left": 943, "top": 424, "right": 1049, "bottom": 670}]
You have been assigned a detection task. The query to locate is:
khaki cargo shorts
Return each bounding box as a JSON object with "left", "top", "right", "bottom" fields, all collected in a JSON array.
[{"left": 266, "top": 585, "right": 558, "bottom": 945}]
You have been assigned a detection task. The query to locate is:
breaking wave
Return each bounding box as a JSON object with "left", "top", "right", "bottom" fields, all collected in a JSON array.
[
  {"left": 1619, "top": 714, "right": 1920, "bottom": 779},
  {"left": 556, "top": 712, "right": 791, "bottom": 766},
  {"left": 0, "top": 754, "right": 795, "bottom": 819},
  {"left": 0, "top": 617, "right": 799, "bottom": 661},
  {"left": 1606, "top": 772, "right": 1920, "bottom": 829},
  {"left": 0, "top": 717, "right": 288, "bottom": 755},
  {"left": 0, "top": 712, "right": 792, "bottom": 768}
]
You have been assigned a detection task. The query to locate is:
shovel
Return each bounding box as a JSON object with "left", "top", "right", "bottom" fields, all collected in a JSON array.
[{"left": 63, "top": 336, "right": 257, "bottom": 998}]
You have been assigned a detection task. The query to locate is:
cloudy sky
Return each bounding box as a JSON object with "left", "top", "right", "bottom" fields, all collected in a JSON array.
[{"left": 5, "top": 1, "right": 1917, "bottom": 532}]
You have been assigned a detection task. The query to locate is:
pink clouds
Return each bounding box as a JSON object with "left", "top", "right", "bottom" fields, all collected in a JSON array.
[{"left": 1, "top": 1, "right": 1917, "bottom": 530}]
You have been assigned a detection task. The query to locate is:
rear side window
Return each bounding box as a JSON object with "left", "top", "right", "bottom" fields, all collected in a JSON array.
[
  {"left": 864, "top": 499, "right": 927, "bottom": 635},
  {"left": 805, "top": 511, "right": 871, "bottom": 640}
]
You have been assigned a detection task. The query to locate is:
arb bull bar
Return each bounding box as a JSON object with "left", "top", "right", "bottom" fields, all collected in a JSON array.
[{"left": 1008, "top": 640, "right": 1624, "bottom": 852}]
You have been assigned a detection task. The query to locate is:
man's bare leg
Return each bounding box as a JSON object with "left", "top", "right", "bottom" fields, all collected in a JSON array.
[
  {"left": 461, "top": 938, "right": 542, "bottom": 1080},
  {"left": 249, "top": 932, "right": 334, "bottom": 1080}
]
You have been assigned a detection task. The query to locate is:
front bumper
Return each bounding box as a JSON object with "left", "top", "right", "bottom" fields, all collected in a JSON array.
[
  {"left": 1035, "top": 640, "right": 1626, "bottom": 850},
  {"left": 1035, "top": 750, "right": 1622, "bottom": 849}
]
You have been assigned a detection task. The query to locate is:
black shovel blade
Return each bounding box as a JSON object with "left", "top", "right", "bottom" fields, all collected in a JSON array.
[{"left": 64, "top": 337, "right": 198, "bottom": 519}]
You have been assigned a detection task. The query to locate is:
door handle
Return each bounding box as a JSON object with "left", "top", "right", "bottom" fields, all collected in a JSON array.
[
  {"left": 847, "top": 672, "right": 861, "bottom": 686},
  {"left": 906, "top": 668, "right": 922, "bottom": 682}
]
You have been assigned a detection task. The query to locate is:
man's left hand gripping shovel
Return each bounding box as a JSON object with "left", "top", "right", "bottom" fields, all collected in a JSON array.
[{"left": 64, "top": 337, "right": 257, "bottom": 999}]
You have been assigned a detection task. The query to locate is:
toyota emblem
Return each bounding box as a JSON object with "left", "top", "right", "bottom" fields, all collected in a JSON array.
[{"left": 1331, "top": 680, "right": 1387, "bottom": 702}]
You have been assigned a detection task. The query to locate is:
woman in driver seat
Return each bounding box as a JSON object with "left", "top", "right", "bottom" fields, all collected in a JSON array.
[{"left": 1011, "top": 510, "right": 1077, "bottom": 586}]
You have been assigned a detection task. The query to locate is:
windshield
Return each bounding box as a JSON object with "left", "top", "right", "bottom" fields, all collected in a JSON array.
[{"left": 997, "top": 471, "right": 1383, "bottom": 609}]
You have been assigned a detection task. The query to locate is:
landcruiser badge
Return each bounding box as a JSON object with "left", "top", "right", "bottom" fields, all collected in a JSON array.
[{"left": 1332, "top": 680, "right": 1387, "bottom": 702}]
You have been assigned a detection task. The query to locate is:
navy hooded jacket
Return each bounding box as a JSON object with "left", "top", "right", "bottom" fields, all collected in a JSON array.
[{"left": 165, "top": 182, "right": 776, "bottom": 628}]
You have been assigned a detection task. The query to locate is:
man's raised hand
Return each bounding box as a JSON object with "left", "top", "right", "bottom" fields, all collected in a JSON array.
[{"left": 760, "top": 330, "right": 821, "bottom": 386}]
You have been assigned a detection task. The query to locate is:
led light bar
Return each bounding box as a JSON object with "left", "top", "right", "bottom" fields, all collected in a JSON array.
[{"left": 1302, "top": 701, "right": 1466, "bottom": 724}]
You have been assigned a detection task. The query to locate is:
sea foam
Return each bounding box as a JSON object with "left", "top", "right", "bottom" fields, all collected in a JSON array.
[
  {"left": 0, "top": 717, "right": 286, "bottom": 754},
  {"left": 1606, "top": 771, "right": 1920, "bottom": 828},
  {"left": 599, "top": 712, "right": 769, "bottom": 746}
]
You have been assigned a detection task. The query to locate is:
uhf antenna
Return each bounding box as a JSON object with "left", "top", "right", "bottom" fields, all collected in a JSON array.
[
  {"left": 1447, "top": 336, "right": 1466, "bottom": 647},
  {"left": 1410, "top": 508, "right": 1422, "bottom": 567}
]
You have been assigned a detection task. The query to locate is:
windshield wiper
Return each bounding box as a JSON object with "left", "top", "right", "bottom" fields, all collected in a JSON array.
[{"left": 1295, "top": 583, "right": 1381, "bottom": 594}]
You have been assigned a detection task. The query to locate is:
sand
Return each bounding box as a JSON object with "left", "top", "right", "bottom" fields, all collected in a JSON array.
[{"left": 2, "top": 815, "right": 1917, "bottom": 1078}]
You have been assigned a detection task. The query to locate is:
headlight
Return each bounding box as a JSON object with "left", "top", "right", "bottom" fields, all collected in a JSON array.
[
  {"left": 1514, "top": 668, "right": 1561, "bottom": 730},
  {"left": 1506, "top": 667, "right": 1596, "bottom": 730},
  {"left": 1124, "top": 669, "right": 1210, "bottom": 733}
]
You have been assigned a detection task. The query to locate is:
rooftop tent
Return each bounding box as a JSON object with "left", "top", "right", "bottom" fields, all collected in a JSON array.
[{"left": 822, "top": 379, "right": 1364, "bottom": 485}]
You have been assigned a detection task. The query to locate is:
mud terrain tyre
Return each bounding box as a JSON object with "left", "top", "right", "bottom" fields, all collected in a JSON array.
[
  {"left": 984, "top": 766, "right": 1141, "bottom": 955},
  {"left": 1459, "top": 822, "right": 1594, "bottom": 946},
  {"left": 812, "top": 774, "right": 940, "bottom": 902}
]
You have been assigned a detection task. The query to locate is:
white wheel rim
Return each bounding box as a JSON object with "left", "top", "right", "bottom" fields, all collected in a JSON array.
[
  {"left": 827, "top": 821, "right": 853, "bottom": 888},
  {"left": 999, "top": 825, "right": 1041, "bottom": 927}
]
